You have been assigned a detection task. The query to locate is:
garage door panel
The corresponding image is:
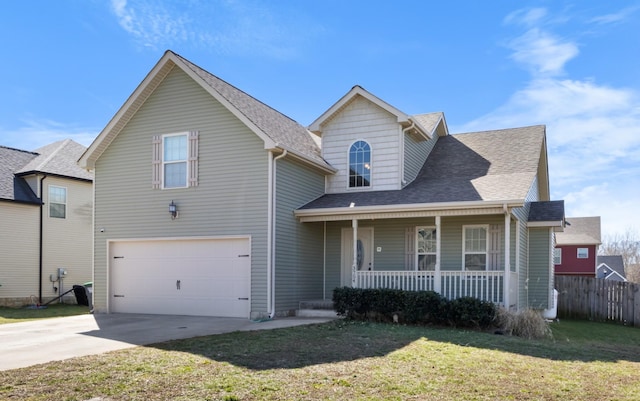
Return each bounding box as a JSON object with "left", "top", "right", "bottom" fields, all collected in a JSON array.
[{"left": 109, "top": 238, "right": 250, "bottom": 318}]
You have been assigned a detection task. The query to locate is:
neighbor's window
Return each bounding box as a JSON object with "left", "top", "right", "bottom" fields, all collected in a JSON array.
[
  {"left": 577, "top": 248, "right": 589, "bottom": 259},
  {"left": 49, "top": 186, "right": 67, "bottom": 219},
  {"left": 416, "top": 227, "right": 437, "bottom": 271},
  {"left": 463, "top": 225, "right": 488, "bottom": 270},
  {"left": 348, "top": 140, "right": 371, "bottom": 188},
  {"left": 163, "top": 134, "right": 188, "bottom": 188},
  {"left": 553, "top": 248, "right": 562, "bottom": 265}
]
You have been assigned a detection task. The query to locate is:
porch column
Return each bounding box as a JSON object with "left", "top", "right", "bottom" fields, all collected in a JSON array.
[
  {"left": 435, "top": 216, "right": 442, "bottom": 294},
  {"left": 504, "top": 213, "right": 511, "bottom": 310},
  {"left": 352, "top": 219, "right": 358, "bottom": 287}
]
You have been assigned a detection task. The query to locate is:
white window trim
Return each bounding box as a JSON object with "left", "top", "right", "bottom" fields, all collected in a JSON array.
[
  {"left": 577, "top": 247, "right": 589, "bottom": 259},
  {"left": 415, "top": 226, "right": 437, "bottom": 271},
  {"left": 48, "top": 185, "right": 67, "bottom": 219},
  {"left": 162, "top": 132, "right": 189, "bottom": 189},
  {"left": 462, "top": 224, "right": 489, "bottom": 271},
  {"left": 554, "top": 248, "right": 562, "bottom": 265},
  {"left": 346, "top": 139, "right": 372, "bottom": 190}
]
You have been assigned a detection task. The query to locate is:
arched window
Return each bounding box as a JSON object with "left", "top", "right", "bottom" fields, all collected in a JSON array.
[{"left": 349, "top": 140, "right": 371, "bottom": 188}]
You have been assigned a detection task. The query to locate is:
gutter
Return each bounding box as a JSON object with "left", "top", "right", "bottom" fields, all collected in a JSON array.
[{"left": 295, "top": 199, "right": 525, "bottom": 220}]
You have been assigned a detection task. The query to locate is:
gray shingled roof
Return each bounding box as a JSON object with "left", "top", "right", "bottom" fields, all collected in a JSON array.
[
  {"left": 0, "top": 146, "right": 40, "bottom": 203},
  {"left": 413, "top": 112, "right": 443, "bottom": 135},
  {"left": 16, "top": 139, "right": 93, "bottom": 181},
  {"left": 597, "top": 255, "right": 626, "bottom": 279},
  {"left": 173, "top": 52, "right": 330, "bottom": 169},
  {"left": 529, "top": 200, "right": 565, "bottom": 222},
  {"left": 300, "top": 125, "right": 545, "bottom": 209},
  {"left": 555, "top": 216, "right": 601, "bottom": 245}
]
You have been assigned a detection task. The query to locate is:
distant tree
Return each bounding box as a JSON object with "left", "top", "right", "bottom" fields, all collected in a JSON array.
[{"left": 599, "top": 228, "right": 640, "bottom": 283}]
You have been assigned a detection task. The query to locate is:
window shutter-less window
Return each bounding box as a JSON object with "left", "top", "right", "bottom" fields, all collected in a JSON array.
[
  {"left": 405, "top": 227, "right": 415, "bottom": 270},
  {"left": 188, "top": 131, "right": 199, "bottom": 187},
  {"left": 152, "top": 135, "right": 162, "bottom": 189}
]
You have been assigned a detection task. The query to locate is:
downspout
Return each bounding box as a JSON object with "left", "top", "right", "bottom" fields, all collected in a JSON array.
[
  {"left": 268, "top": 149, "right": 287, "bottom": 318},
  {"left": 38, "top": 174, "right": 47, "bottom": 304},
  {"left": 400, "top": 120, "right": 416, "bottom": 186}
]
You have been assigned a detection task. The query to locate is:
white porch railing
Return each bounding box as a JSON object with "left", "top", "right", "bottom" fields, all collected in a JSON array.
[{"left": 354, "top": 270, "right": 514, "bottom": 306}]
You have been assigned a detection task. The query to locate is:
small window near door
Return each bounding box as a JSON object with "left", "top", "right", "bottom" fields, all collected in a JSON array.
[
  {"left": 416, "top": 227, "right": 437, "bottom": 271},
  {"left": 577, "top": 248, "right": 588, "bottom": 259},
  {"left": 553, "top": 248, "right": 562, "bottom": 265},
  {"left": 49, "top": 186, "right": 67, "bottom": 219}
]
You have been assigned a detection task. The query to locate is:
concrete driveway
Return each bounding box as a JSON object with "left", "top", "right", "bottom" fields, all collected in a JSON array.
[{"left": 0, "top": 313, "right": 334, "bottom": 371}]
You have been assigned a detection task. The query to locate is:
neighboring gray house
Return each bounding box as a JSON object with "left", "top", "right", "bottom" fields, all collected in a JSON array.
[
  {"left": 79, "top": 51, "right": 564, "bottom": 319},
  {"left": 596, "top": 255, "right": 627, "bottom": 281},
  {"left": 0, "top": 140, "right": 93, "bottom": 307}
]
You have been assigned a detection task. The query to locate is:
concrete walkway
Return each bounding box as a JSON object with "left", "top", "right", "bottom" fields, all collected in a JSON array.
[{"left": 0, "top": 313, "right": 335, "bottom": 371}]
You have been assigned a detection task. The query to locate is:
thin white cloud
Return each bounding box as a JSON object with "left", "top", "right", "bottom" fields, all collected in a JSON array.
[
  {"left": 108, "top": 0, "right": 317, "bottom": 59},
  {"left": 589, "top": 6, "right": 639, "bottom": 25},
  {"left": 1, "top": 119, "right": 97, "bottom": 151},
  {"left": 457, "top": 7, "right": 640, "bottom": 237}
]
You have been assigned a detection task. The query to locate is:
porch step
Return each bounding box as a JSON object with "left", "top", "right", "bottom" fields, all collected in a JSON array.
[{"left": 297, "top": 299, "right": 339, "bottom": 318}]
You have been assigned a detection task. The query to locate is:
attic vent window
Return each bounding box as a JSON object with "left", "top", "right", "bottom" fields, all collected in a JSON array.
[{"left": 349, "top": 140, "right": 371, "bottom": 188}]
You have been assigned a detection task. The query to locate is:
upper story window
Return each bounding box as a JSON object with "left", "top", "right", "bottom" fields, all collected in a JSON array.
[
  {"left": 463, "top": 225, "right": 488, "bottom": 271},
  {"left": 163, "top": 134, "right": 188, "bottom": 188},
  {"left": 348, "top": 140, "right": 371, "bottom": 188},
  {"left": 49, "top": 185, "right": 67, "bottom": 219},
  {"left": 577, "top": 248, "right": 589, "bottom": 259},
  {"left": 152, "top": 131, "right": 199, "bottom": 190}
]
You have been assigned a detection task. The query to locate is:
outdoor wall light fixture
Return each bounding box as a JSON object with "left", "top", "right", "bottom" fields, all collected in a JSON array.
[{"left": 169, "top": 200, "right": 178, "bottom": 220}]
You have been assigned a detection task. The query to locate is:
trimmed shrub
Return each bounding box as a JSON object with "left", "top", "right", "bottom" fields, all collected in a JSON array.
[
  {"left": 333, "top": 288, "right": 497, "bottom": 329},
  {"left": 448, "top": 296, "right": 497, "bottom": 329}
]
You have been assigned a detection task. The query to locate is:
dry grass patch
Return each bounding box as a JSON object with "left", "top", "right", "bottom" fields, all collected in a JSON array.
[{"left": 2, "top": 319, "right": 640, "bottom": 400}]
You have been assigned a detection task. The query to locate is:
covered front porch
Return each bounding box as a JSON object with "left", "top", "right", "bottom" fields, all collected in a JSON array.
[{"left": 296, "top": 201, "right": 525, "bottom": 311}]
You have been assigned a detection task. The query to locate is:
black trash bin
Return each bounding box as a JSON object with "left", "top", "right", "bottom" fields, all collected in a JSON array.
[{"left": 73, "top": 285, "right": 89, "bottom": 306}]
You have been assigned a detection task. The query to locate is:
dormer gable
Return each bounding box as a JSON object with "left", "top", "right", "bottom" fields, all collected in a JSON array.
[{"left": 310, "top": 86, "right": 442, "bottom": 194}]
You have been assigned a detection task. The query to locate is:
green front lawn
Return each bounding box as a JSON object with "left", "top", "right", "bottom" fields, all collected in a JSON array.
[{"left": 2, "top": 319, "right": 640, "bottom": 400}]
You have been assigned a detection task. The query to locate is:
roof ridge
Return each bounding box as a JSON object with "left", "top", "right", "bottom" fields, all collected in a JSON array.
[
  {"left": 453, "top": 124, "right": 545, "bottom": 136},
  {"left": 32, "top": 138, "right": 72, "bottom": 171},
  {"left": 171, "top": 51, "right": 303, "bottom": 127},
  {"left": 0, "top": 145, "right": 39, "bottom": 155}
]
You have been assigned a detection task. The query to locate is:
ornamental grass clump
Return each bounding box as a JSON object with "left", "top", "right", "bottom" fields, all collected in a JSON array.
[{"left": 496, "top": 307, "right": 552, "bottom": 339}]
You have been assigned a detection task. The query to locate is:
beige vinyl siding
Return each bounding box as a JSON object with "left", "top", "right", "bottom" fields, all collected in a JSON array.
[
  {"left": 42, "top": 177, "right": 93, "bottom": 302},
  {"left": 528, "top": 227, "right": 552, "bottom": 309},
  {"left": 322, "top": 96, "right": 402, "bottom": 193},
  {"left": 403, "top": 130, "right": 438, "bottom": 186},
  {"left": 0, "top": 202, "right": 39, "bottom": 303},
  {"left": 274, "top": 157, "right": 326, "bottom": 312},
  {"left": 93, "top": 67, "right": 270, "bottom": 317}
]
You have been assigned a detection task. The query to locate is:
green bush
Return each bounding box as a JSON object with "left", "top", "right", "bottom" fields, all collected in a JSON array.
[{"left": 333, "top": 288, "right": 497, "bottom": 329}]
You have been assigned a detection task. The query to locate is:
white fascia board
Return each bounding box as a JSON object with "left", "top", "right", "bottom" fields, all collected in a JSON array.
[
  {"left": 527, "top": 220, "right": 565, "bottom": 228},
  {"left": 295, "top": 199, "right": 524, "bottom": 222},
  {"left": 309, "top": 86, "right": 409, "bottom": 133}
]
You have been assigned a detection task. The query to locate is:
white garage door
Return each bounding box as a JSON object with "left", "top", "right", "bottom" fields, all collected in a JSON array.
[{"left": 109, "top": 237, "right": 250, "bottom": 318}]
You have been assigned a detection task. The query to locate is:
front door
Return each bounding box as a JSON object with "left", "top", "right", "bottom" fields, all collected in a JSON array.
[{"left": 341, "top": 227, "right": 374, "bottom": 286}]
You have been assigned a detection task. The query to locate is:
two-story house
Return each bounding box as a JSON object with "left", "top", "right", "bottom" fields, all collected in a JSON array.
[
  {"left": 79, "top": 51, "right": 564, "bottom": 319},
  {"left": 0, "top": 140, "right": 93, "bottom": 307},
  {"left": 554, "top": 216, "right": 601, "bottom": 277}
]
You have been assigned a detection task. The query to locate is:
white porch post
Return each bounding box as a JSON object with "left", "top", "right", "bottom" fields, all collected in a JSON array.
[
  {"left": 352, "top": 219, "right": 358, "bottom": 287},
  {"left": 435, "top": 215, "right": 442, "bottom": 294},
  {"left": 504, "top": 212, "right": 511, "bottom": 310}
]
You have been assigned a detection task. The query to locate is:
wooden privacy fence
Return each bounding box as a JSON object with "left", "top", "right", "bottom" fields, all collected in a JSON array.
[{"left": 555, "top": 275, "right": 640, "bottom": 327}]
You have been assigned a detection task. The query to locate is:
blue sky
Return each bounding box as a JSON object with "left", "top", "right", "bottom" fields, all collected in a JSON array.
[{"left": 1, "top": 1, "right": 638, "bottom": 239}]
